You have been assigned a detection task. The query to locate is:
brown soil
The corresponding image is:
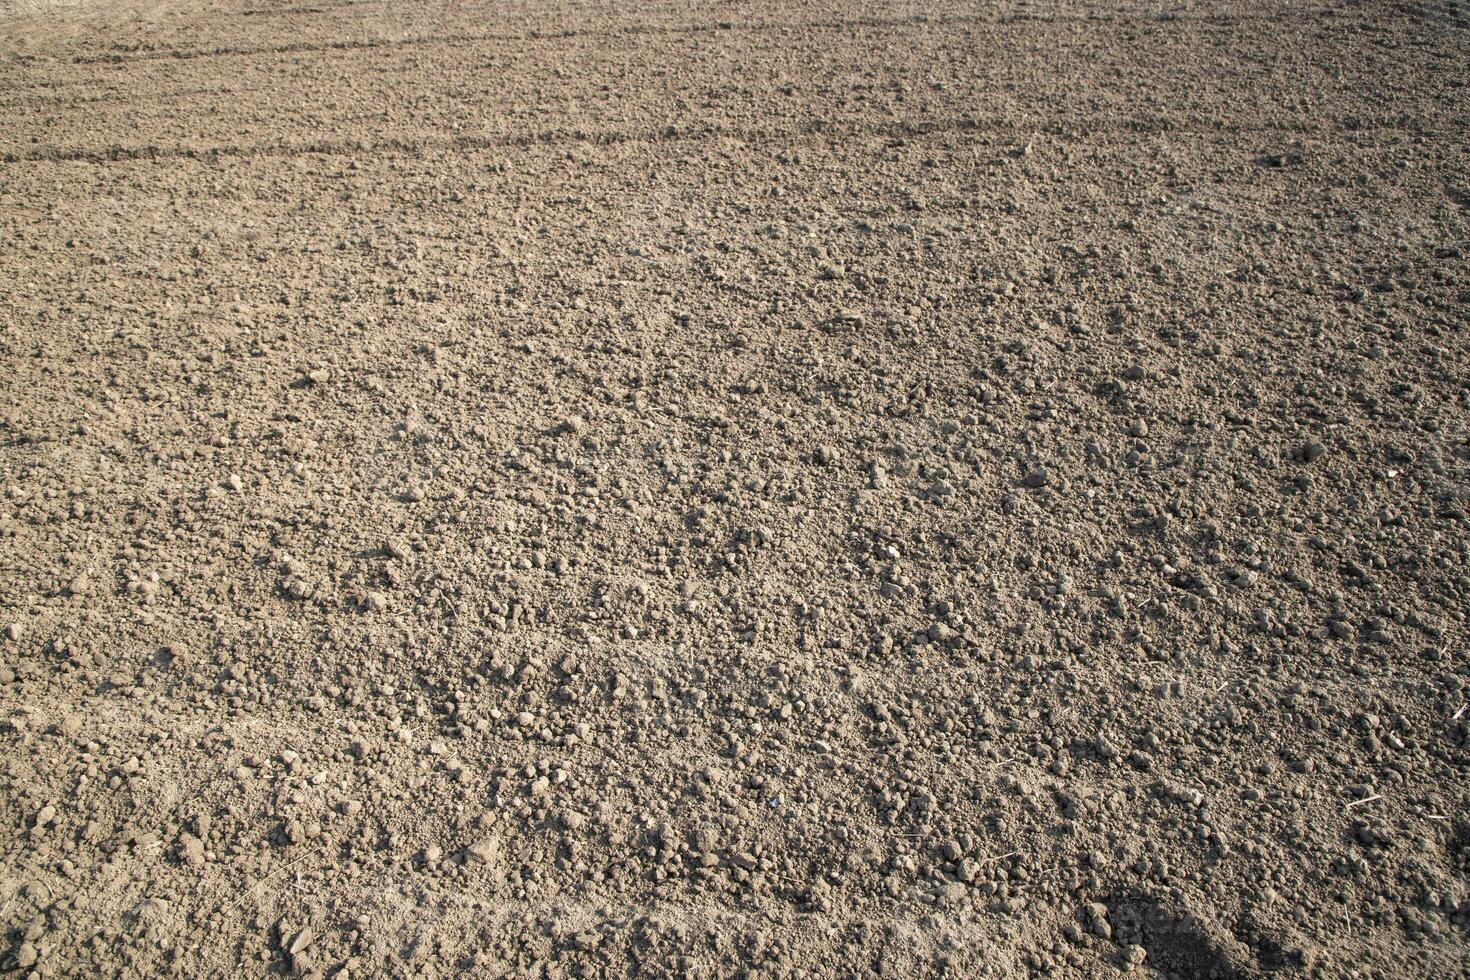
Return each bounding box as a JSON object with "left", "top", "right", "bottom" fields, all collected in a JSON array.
[{"left": 2, "top": 0, "right": 1469, "bottom": 976}]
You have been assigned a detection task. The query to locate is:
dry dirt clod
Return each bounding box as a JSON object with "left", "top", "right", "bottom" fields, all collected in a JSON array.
[
  {"left": 177, "top": 834, "right": 206, "bottom": 867},
  {"left": 465, "top": 836, "right": 502, "bottom": 865},
  {"left": 15, "top": 942, "right": 38, "bottom": 969}
]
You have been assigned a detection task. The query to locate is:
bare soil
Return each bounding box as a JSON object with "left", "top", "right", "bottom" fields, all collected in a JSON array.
[{"left": 1, "top": 0, "right": 1469, "bottom": 976}]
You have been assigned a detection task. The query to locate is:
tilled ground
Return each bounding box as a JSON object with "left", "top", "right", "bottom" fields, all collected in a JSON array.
[{"left": 2, "top": 0, "right": 1469, "bottom": 976}]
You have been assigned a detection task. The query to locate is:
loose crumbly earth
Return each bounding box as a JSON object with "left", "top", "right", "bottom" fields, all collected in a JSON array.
[{"left": 1, "top": 0, "right": 1469, "bottom": 976}]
